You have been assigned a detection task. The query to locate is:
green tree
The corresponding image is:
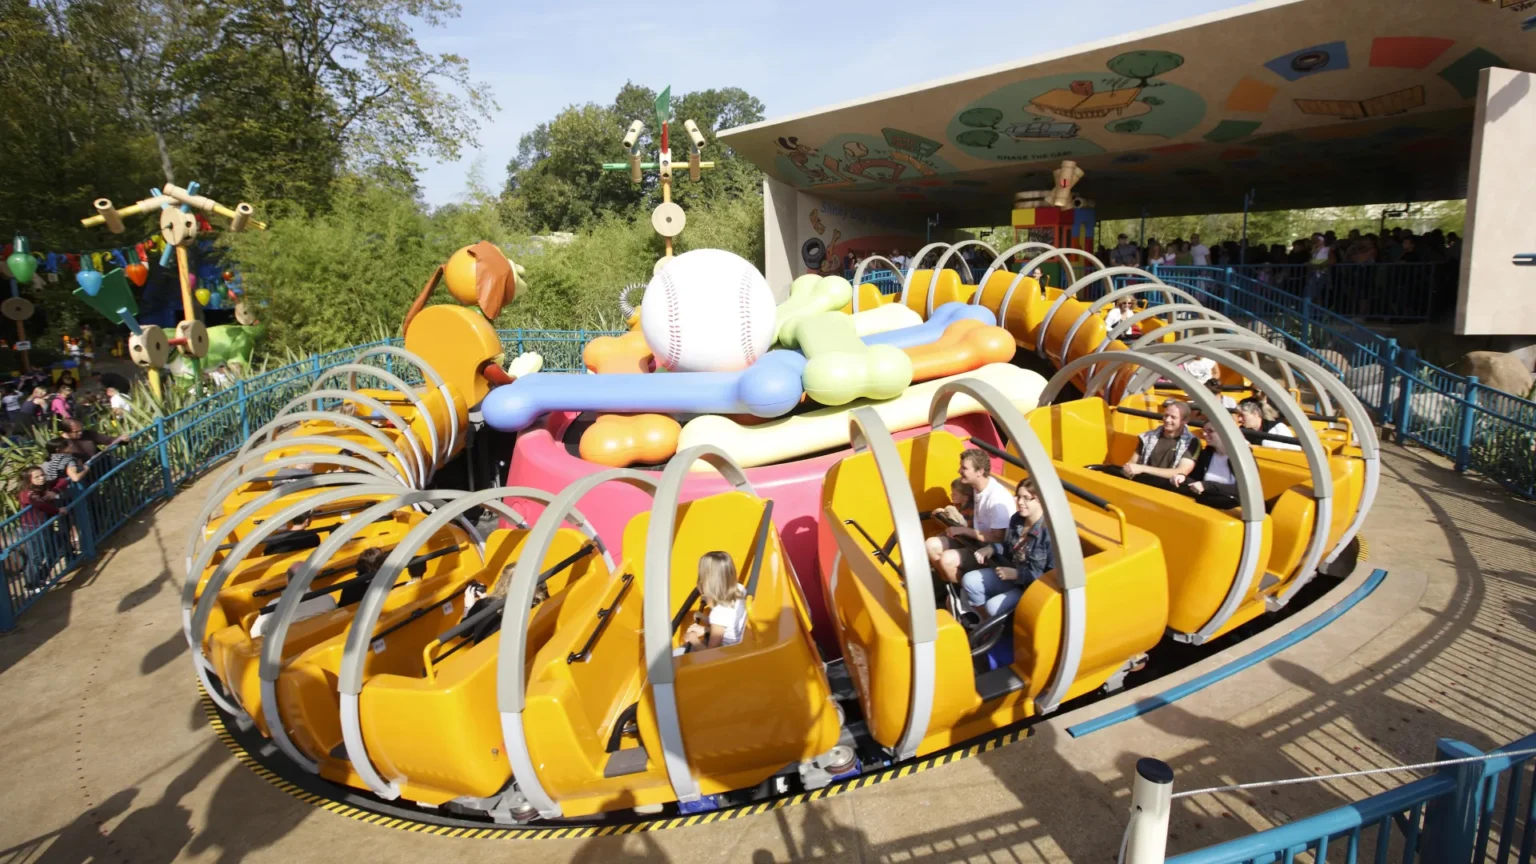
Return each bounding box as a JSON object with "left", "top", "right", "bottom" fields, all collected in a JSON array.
[
  {"left": 504, "top": 82, "right": 765, "bottom": 232},
  {"left": 179, "top": 0, "right": 495, "bottom": 211}
]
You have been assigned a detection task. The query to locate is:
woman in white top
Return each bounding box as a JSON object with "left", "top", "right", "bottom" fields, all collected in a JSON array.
[
  {"left": 1104, "top": 297, "right": 1137, "bottom": 334},
  {"left": 683, "top": 551, "right": 747, "bottom": 651}
]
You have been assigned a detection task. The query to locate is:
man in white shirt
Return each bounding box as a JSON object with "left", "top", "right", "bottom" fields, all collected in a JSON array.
[
  {"left": 1190, "top": 234, "right": 1211, "bottom": 266},
  {"left": 925, "top": 448, "right": 1017, "bottom": 584}
]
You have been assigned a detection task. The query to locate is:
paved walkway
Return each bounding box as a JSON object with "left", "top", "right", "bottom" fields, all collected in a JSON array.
[{"left": 1, "top": 445, "right": 1531, "bottom": 864}]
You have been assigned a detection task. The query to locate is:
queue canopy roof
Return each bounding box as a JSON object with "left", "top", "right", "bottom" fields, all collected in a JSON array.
[{"left": 720, "top": 0, "right": 1535, "bottom": 220}]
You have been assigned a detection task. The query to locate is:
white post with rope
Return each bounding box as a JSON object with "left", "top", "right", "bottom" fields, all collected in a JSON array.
[{"left": 1122, "top": 758, "right": 1174, "bottom": 864}]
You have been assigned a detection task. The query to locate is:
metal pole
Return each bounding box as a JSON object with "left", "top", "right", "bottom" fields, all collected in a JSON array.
[
  {"left": 1139, "top": 207, "right": 1148, "bottom": 246},
  {"left": 1422, "top": 739, "right": 1487, "bottom": 864},
  {"left": 1240, "top": 189, "right": 1255, "bottom": 267},
  {"left": 1123, "top": 758, "right": 1174, "bottom": 864},
  {"left": 1454, "top": 377, "right": 1479, "bottom": 472}
]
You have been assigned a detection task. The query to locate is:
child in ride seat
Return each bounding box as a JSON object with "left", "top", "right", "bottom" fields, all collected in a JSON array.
[
  {"left": 950, "top": 478, "right": 974, "bottom": 524},
  {"left": 682, "top": 551, "right": 746, "bottom": 652}
]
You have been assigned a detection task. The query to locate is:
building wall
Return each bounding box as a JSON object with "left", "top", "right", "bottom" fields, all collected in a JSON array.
[
  {"left": 1457, "top": 67, "right": 1536, "bottom": 337},
  {"left": 763, "top": 177, "right": 927, "bottom": 293}
]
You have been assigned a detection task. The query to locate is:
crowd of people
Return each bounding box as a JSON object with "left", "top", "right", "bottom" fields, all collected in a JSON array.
[{"left": 1099, "top": 226, "right": 1461, "bottom": 272}]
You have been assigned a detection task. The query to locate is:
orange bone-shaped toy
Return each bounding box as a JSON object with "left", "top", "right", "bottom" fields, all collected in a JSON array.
[
  {"left": 902, "top": 318, "right": 1016, "bottom": 382},
  {"left": 579, "top": 413, "right": 681, "bottom": 467},
  {"left": 583, "top": 328, "right": 654, "bottom": 374}
]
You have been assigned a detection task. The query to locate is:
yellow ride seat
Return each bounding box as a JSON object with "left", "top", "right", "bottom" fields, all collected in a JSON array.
[
  {"left": 356, "top": 527, "right": 609, "bottom": 806},
  {"left": 1028, "top": 399, "right": 1271, "bottom": 638},
  {"left": 204, "top": 519, "right": 467, "bottom": 735},
  {"left": 272, "top": 529, "right": 483, "bottom": 788}
]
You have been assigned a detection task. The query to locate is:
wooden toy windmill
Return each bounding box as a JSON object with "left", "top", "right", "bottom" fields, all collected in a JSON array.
[
  {"left": 78, "top": 184, "right": 266, "bottom": 397},
  {"left": 601, "top": 86, "right": 715, "bottom": 273}
]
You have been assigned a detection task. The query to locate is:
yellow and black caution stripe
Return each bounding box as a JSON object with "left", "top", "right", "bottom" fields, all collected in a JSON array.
[{"left": 199, "top": 690, "right": 1030, "bottom": 838}]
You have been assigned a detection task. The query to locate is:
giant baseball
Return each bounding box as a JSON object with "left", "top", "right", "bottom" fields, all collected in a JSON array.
[{"left": 640, "top": 249, "right": 777, "bottom": 373}]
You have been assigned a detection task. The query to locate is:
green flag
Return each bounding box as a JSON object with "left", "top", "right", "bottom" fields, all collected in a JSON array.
[{"left": 654, "top": 86, "right": 671, "bottom": 128}]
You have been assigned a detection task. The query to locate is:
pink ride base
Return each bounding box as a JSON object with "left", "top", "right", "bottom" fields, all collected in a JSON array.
[{"left": 502, "top": 410, "right": 1004, "bottom": 652}]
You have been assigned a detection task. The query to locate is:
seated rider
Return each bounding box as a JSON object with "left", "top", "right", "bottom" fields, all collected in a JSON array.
[
  {"left": 682, "top": 551, "right": 746, "bottom": 652},
  {"left": 1203, "top": 377, "right": 1238, "bottom": 410},
  {"left": 1104, "top": 296, "right": 1139, "bottom": 336},
  {"left": 925, "top": 448, "right": 1017, "bottom": 585},
  {"left": 263, "top": 515, "right": 322, "bottom": 555},
  {"left": 962, "top": 479, "right": 1057, "bottom": 621},
  {"left": 946, "top": 477, "right": 974, "bottom": 524},
  {"left": 1115, "top": 399, "right": 1201, "bottom": 491},
  {"left": 461, "top": 563, "right": 549, "bottom": 644},
  {"left": 1237, "top": 398, "right": 1300, "bottom": 451},
  {"left": 1171, "top": 423, "right": 1240, "bottom": 510}
]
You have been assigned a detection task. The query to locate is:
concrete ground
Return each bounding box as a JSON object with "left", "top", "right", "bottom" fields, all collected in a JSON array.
[{"left": 1, "top": 444, "right": 1531, "bottom": 864}]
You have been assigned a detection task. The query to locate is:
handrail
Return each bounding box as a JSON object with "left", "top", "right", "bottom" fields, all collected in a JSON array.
[
  {"left": 438, "top": 542, "right": 597, "bottom": 646},
  {"left": 567, "top": 573, "right": 635, "bottom": 664},
  {"left": 256, "top": 542, "right": 466, "bottom": 614},
  {"left": 844, "top": 518, "right": 899, "bottom": 572},
  {"left": 1111, "top": 407, "right": 1305, "bottom": 446},
  {"left": 925, "top": 240, "right": 998, "bottom": 316},
  {"left": 744, "top": 500, "right": 776, "bottom": 599}
]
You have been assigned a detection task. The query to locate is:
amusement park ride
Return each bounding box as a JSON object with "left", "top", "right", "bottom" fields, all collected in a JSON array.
[{"left": 179, "top": 144, "right": 1375, "bottom": 830}]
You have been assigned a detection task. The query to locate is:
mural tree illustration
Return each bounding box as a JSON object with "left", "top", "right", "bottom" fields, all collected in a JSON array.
[
  {"left": 958, "top": 107, "right": 1004, "bottom": 128},
  {"left": 1106, "top": 50, "right": 1185, "bottom": 87}
]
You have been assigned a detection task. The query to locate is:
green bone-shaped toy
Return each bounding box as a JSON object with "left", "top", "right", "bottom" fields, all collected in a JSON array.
[{"left": 796, "top": 311, "right": 912, "bottom": 406}]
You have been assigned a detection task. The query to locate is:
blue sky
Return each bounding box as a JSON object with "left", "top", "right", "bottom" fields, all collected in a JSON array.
[{"left": 413, "top": 0, "right": 1258, "bottom": 208}]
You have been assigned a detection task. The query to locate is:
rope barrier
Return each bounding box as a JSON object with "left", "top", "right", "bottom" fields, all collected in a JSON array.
[{"left": 1170, "top": 747, "right": 1536, "bottom": 800}]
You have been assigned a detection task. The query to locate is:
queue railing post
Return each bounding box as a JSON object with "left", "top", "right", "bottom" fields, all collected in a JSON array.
[
  {"left": 0, "top": 571, "right": 13, "bottom": 632},
  {"left": 1380, "top": 338, "right": 1400, "bottom": 421},
  {"left": 73, "top": 475, "right": 97, "bottom": 562},
  {"left": 1422, "top": 739, "right": 1487, "bottom": 864},
  {"left": 1455, "top": 377, "right": 1479, "bottom": 472},
  {"left": 236, "top": 380, "right": 249, "bottom": 441},
  {"left": 155, "top": 417, "right": 174, "bottom": 498},
  {"left": 1395, "top": 348, "right": 1418, "bottom": 441},
  {"left": 1124, "top": 758, "right": 1174, "bottom": 864}
]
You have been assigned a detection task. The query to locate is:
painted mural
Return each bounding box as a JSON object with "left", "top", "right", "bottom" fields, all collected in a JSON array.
[
  {"left": 773, "top": 128, "right": 957, "bottom": 191},
  {"left": 795, "top": 192, "right": 920, "bottom": 276},
  {"left": 736, "top": 0, "right": 1531, "bottom": 205},
  {"left": 946, "top": 50, "right": 1207, "bottom": 161}
]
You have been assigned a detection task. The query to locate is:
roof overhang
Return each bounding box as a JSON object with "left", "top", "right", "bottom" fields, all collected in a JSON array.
[{"left": 721, "top": 0, "right": 1534, "bottom": 220}]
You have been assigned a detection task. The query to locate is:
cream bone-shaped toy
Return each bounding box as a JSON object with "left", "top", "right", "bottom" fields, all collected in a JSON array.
[{"left": 677, "top": 363, "right": 1047, "bottom": 470}]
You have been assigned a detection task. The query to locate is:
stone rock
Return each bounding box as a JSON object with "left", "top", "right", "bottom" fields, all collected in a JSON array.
[{"left": 1455, "top": 351, "right": 1534, "bottom": 398}]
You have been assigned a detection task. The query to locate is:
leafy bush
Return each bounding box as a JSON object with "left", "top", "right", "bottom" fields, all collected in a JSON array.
[{"left": 225, "top": 172, "right": 766, "bottom": 346}]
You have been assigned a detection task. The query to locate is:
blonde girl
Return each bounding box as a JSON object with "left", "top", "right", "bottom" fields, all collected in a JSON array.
[{"left": 683, "top": 551, "right": 747, "bottom": 651}]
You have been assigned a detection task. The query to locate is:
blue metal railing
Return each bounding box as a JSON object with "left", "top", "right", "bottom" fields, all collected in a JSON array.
[
  {"left": 1168, "top": 733, "right": 1536, "bottom": 863},
  {"left": 0, "top": 328, "right": 617, "bottom": 631},
  {"left": 854, "top": 268, "right": 904, "bottom": 296},
  {"left": 1153, "top": 266, "right": 1536, "bottom": 499},
  {"left": 1221, "top": 262, "right": 1441, "bottom": 322}
]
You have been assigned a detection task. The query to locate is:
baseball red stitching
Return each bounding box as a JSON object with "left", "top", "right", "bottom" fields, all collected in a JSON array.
[
  {"left": 664, "top": 273, "right": 681, "bottom": 371},
  {"left": 739, "top": 270, "right": 757, "bottom": 366}
]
